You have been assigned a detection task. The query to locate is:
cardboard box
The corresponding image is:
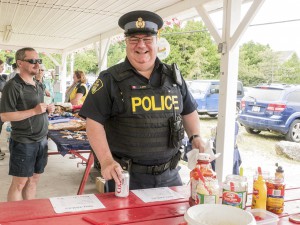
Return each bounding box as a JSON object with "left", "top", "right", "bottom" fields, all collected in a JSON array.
[{"left": 96, "top": 177, "right": 106, "bottom": 193}]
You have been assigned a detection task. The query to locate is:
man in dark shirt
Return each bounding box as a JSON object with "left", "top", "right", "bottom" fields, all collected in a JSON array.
[
  {"left": 0, "top": 47, "right": 55, "bottom": 201},
  {"left": 80, "top": 10, "right": 205, "bottom": 191}
]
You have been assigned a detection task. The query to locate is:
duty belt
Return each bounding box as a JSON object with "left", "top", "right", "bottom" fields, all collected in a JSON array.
[{"left": 114, "top": 151, "right": 181, "bottom": 175}]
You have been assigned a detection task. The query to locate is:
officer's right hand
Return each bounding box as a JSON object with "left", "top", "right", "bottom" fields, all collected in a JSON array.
[
  {"left": 192, "top": 136, "right": 205, "bottom": 153},
  {"left": 100, "top": 158, "right": 123, "bottom": 186}
]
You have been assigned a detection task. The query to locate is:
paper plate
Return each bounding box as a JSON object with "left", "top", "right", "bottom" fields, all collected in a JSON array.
[{"left": 184, "top": 204, "right": 256, "bottom": 225}]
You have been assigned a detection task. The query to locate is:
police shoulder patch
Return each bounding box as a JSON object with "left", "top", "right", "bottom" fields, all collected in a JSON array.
[{"left": 91, "top": 79, "right": 103, "bottom": 94}]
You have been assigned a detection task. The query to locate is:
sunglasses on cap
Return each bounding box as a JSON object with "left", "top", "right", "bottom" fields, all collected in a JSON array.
[{"left": 22, "top": 59, "right": 43, "bottom": 64}]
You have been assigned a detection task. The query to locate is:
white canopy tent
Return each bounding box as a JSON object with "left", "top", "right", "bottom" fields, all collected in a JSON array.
[{"left": 0, "top": 0, "right": 265, "bottom": 181}]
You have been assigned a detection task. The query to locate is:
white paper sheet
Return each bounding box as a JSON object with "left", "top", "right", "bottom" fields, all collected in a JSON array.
[
  {"left": 49, "top": 194, "right": 105, "bottom": 213},
  {"left": 131, "top": 187, "right": 185, "bottom": 203}
]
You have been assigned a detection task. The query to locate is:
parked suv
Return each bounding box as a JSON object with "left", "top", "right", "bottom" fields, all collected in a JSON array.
[
  {"left": 188, "top": 80, "right": 244, "bottom": 117},
  {"left": 237, "top": 84, "right": 300, "bottom": 142}
]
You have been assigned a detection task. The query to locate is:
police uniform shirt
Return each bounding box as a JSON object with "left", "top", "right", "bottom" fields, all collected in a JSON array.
[{"left": 79, "top": 57, "right": 197, "bottom": 125}]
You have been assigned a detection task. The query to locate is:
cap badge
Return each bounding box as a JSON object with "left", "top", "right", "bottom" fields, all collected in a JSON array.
[{"left": 135, "top": 17, "right": 145, "bottom": 28}]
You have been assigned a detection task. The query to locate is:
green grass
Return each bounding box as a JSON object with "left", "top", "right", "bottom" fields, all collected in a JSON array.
[{"left": 197, "top": 115, "right": 300, "bottom": 187}]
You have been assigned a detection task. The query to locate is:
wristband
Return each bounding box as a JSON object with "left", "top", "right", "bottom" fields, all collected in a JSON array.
[{"left": 189, "top": 134, "right": 200, "bottom": 143}]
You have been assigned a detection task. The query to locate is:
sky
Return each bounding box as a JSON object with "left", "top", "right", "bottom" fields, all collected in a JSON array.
[{"left": 210, "top": 0, "right": 300, "bottom": 56}]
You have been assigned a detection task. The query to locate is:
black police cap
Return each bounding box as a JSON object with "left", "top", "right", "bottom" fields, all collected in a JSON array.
[{"left": 118, "top": 10, "right": 163, "bottom": 36}]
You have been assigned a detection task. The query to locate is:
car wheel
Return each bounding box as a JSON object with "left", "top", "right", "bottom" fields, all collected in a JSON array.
[
  {"left": 245, "top": 126, "right": 261, "bottom": 134},
  {"left": 285, "top": 119, "right": 300, "bottom": 143}
]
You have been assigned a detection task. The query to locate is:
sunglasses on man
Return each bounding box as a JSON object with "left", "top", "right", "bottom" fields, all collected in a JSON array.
[{"left": 21, "top": 59, "right": 43, "bottom": 64}]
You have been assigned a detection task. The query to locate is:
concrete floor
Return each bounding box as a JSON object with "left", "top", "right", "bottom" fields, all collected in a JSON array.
[
  {"left": 0, "top": 140, "right": 100, "bottom": 202},
  {"left": 0, "top": 123, "right": 190, "bottom": 202}
]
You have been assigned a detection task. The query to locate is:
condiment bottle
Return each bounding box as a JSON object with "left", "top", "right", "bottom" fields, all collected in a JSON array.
[
  {"left": 266, "top": 163, "right": 285, "bottom": 214},
  {"left": 275, "top": 163, "right": 284, "bottom": 182},
  {"left": 251, "top": 167, "right": 267, "bottom": 210},
  {"left": 222, "top": 174, "right": 248, "bottom": 209},
  {"left": 195, "top": 153, "right": 219, "bottom": 204},
  {"left": 190, "top": 164, "right": 201, "bottom": 200},
  {"left": 197, "top": 153, "right": 216, "bottom": 178},
  {"left": 190, "top": 153, "right": 215, "bottom": 200},
  {"left": 196, "top": 177, "right": 219, "bottom": 204}
]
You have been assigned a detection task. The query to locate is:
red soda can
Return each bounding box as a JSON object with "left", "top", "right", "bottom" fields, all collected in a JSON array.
[{"left": 115, "top": 170, "right": 130, "bottom": 197}]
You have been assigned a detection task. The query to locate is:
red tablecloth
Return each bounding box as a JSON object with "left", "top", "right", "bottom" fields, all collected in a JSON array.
[{"left": 0, "top": 186, "right": 299, "bottom": 225}]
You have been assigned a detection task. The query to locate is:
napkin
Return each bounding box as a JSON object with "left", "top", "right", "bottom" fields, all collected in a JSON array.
[{"left": 186, "top": 139, "right": 221, "bottom": 170}]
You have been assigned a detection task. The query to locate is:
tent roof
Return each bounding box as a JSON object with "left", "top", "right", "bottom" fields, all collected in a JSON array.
[{"left": 0, "top": 0, "right": 250, "bottom": 54}]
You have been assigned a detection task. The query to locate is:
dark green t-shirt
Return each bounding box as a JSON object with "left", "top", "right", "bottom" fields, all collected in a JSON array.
[{"left": 0, "top": 74, "right": 48, "bottom": 143}]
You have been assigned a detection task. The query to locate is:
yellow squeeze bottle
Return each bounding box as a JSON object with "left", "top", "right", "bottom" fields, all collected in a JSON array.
[{"left": 251, "top": 167, "right": 267, "bottom": 210}]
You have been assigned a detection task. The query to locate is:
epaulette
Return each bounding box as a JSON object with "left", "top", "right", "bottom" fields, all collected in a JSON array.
[
  {"left": 162, "top": 63, "right": 183, "bottom": 86},
  {"left": 107, "top": 65, "right": 134, "bottom": 82}
]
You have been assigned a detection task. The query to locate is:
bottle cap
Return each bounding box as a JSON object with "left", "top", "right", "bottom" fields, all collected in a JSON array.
[
  {"left": 257, "top": 167, "right": 264, "bottom": 181},
  {"left": 239, "top": 167, "right": 244, "bottom": 176},
  {"left": 276, "top": 165, "right": 284, "bottom": 173},
  {"left": 198, "top": 153, "right": 210, "bottom": 161}
]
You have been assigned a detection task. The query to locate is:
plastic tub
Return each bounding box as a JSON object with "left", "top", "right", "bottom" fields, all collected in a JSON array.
[
  {"left": 250, "top": 209, "right": 279, "bottom": 225},
  {"left": 184, "top": 204, "right": 255, "bottom": 225}
]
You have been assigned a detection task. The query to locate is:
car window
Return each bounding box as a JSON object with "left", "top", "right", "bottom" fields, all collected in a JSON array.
[
  {"left": 237, "top": 82, "right": 243, "bottom": 95},
  {"left": 246, "top": 88, "right": 284, "bottom": 101},
  {"left": 286, "top": 91, "right": 300, "bottom": 103},
  {"left": 210, "top": 84, "right": 220, "bottom": 94},
  {"left": 186, "top": 81, "right": 192, "bottom": 88},
  {"left": 189, "top": 82, "right": 210, "bottom": 94}
]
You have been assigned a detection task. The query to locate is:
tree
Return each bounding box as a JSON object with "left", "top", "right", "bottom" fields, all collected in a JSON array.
[
  {"left": 239, "top": 41, "right": 271, "bottom": 66},
  {"left": 0, "top": 50, "right": 15, "bottom": 73},
  {"left": 39, "top": 53, "right": 61, "bottom": 71},
  {"left": 239, "top": 41, "right": 281, "bottom": 86},
  {"left": 278, "top": 53, "right": 300, "bottom": 84},
  {"left": 161, "top": 20, "right": 220, "bottom": 79},
  {"left": 257, "top": 48, "right": 280, "bottom": 83},
  {"left": 107, "top": 41, "right": 126, "bottom": 67},
  {"left": 73, "top": 50, "right": 98, "bottom": 74}
]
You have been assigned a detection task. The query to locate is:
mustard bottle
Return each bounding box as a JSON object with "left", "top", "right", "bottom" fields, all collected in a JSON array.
[{"left": 251, "top": 167, "right": 267, "bottom": 210}]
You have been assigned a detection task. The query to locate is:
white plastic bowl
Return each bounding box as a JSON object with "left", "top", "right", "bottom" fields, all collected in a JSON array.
[{"left": 184, "top": 204, "right": 256, "bottom": 225}]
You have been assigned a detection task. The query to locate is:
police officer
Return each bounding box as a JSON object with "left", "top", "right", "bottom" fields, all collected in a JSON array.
[{"left": 79, "top": 10, "right": 205, "bottom": 191}]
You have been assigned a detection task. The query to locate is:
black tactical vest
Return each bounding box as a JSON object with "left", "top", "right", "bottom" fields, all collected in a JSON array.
[{"left": 104, "top": 63, "right": 183, "bottom": 163}]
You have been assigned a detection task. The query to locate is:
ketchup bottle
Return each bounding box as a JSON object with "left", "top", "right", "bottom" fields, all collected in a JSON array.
[{"left": 190, "top": 153, "right": 215, "bottom": 201}]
